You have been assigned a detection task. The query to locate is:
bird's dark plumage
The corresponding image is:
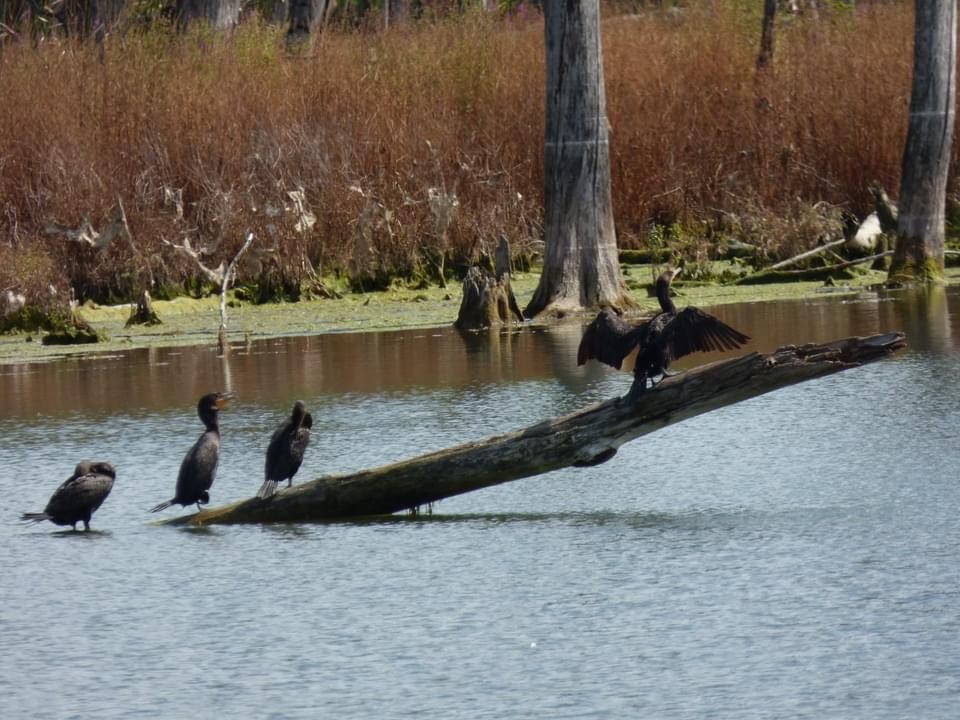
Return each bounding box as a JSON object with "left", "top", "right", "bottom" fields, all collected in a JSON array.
[
  {"left": 151, "top": 392, "right": 229, "bottom": 513},
  {"left": 22, "top": 461, "right": 116, "bottom": 531},
  {"left": 257, "top": 401, "right": 312, "bottom": 500},
  {"left": 578, "top": 268, "right": 750, "bottom": 402}
]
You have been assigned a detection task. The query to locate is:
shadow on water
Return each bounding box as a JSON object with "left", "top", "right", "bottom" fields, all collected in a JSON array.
[{"left": 45, "top": 528, "right": 113, "bottom": 539}]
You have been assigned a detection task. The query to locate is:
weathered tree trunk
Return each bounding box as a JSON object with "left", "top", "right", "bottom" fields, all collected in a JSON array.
[
  {"left": 126, "top": 290, "right": 161, "bottom": 327},
  {"left": 525, "top": 0, "right": 634, "bottom": 319},
  {"left": 889, "top": 0, "right": 957, "bottom": 284},
  {"left": 287, "top": 0, "right": 330, "bottom": 47},
  {"left": 162, "top": 332, "right": 906, "bottom": 526},
  {"left": 455, "top": 236, "right": 524, "bottom": 330},
  {"left": 869, "top": 183, "right": 899, "bottom": 233},
  {"left": 757, "top": 0, "right": 777, "bottom": 70},
  {"left": 175, "top": 0, "right": 243, "bottom": 30}
]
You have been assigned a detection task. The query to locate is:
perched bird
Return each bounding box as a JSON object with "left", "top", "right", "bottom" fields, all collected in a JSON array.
[
  {"left": 257, "top": 401, "right": 312, "bottom": 500},
  {"left": 151, "top": 392, "right": 230, "bottom": 513},
  {"left": 578, "top": 267, "right": 750, "bottom": 402},
  {"left": 22, "top": 461, "right": 116, "bottom": 531}
]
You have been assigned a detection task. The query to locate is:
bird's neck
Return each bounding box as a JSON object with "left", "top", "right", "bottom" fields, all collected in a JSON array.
[{"left": 656, "top": 280, "right": 677, "bottom": 314}]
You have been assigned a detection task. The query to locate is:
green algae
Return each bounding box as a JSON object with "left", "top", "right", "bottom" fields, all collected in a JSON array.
[{"left": 3, "top": 265, "right": 958, "bottom": 365}]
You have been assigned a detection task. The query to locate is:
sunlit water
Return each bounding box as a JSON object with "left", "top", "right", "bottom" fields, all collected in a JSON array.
[{"left": 2, "top": 288, "right": 959, "bottom": 719}]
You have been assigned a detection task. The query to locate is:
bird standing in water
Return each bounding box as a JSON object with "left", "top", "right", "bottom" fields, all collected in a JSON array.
[
  {"left": 578, "top": 267, "right": 750, "bottom": 403},
  {"left": 151, "top": 392, "right": 230, "bottom": 513},
  {"left": 22, "top": 461, "right": 116, "bottom": 531},
  {"left": 257, "top": 400, "right": 312, "bottom": 500}
]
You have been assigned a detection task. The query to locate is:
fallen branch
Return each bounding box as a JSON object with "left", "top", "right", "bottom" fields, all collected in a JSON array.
[
  {"left": 162, "top": 332, "right": 906, "bottom": 526},
  {"left": 767, "top": 237, "right": 848, "bottom": 271},
  {"left": 161, "top": 236, "right": 226, "bottom": 285},
  {"left": 738, "top": 250, "right": 896, "bottom": 283}
]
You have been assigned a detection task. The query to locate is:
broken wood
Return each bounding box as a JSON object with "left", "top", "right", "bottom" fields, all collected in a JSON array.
[
  {"left": 217, "top": 232, "right": 256, "bottom": 355},
  {"left": 767, "top": 237, "right": 847, "bottom": 271},
  {"left": 126, "top": 290, "right": 162, "bottom": 327},
  {"left": 869, "top": 183, "right": 899, "bottom": 232},
  {"left": 162, "top": 332, "right": 906, "bottom": 527},
  {"left": 454, "top": 236, "right": 524, "bottom": 330},
  {"left": 738, "top": 250, "right": 896, "bottom": 283}
]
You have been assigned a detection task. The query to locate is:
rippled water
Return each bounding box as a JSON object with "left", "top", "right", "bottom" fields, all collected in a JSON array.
[{"left": 2, "top": 287, "right": 959, "bottom": 718}]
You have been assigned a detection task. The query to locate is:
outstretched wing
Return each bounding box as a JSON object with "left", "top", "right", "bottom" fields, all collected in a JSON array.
[
  {"left": 660, "top": 307, "right": 750, "bottom": 362},
  {"left": 577, "top": 310, "right": 648, "bottom": 370}
]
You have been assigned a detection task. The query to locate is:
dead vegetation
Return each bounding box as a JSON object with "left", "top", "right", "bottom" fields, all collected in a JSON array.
[{"left": 0, "top": 3, "right": 926, "bottom": 320}]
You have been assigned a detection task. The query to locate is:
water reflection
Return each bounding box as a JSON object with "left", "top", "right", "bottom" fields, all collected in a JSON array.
[
  {"left": 3, "top": 289, "right": 960, "bottom": 720},
  {"left": 0, "top": 286, "right": 958, "bottom": 421}
]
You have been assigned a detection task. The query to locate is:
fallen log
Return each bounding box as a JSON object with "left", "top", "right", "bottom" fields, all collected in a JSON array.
[{"left": 163, "top": 332, "right": 906, "bottom": 527}]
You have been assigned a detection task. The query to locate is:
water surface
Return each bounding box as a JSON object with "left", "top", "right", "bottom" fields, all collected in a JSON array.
[{"left": 2, "top": 288, "right": 958, "bottom": 718}]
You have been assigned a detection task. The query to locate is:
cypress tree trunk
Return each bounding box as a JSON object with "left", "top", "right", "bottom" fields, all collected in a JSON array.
[
  {"left": 757, "top": 0, "right": 777, "bottom": 70},
  {"left": 526, "top": 0, "right": 634, "bottom": 319},
  {"left": 889, "top": 0, "right": 957, "bottom": 284}
]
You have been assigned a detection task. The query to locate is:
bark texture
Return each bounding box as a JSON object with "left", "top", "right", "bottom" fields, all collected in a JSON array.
[
  {"left": 890, "top": 0, "right": 957, "bottom": 283},
  {"left": 757, "top": 0, "right": 777, "bottom": 70},
  {"left": 175, "top": 0, "right": 244, "bottom": 29},
  {"left": 526, "top": 0, "right": 634, "bottom": 318},
  {"left": 287, "top": 0, "right": 331, "bottom": 47},
  {"left": 455, "top": 237, "right": 524, "bottom": 330},
  {"left": 162, "top": 332, "right": 906, "bottom": 527}
]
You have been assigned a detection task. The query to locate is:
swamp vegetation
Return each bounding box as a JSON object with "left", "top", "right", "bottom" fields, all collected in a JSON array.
[{"left": 2, "top": 2, "right": 960, "bottom": 337}]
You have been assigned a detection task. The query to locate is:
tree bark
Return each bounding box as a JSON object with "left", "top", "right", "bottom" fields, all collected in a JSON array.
[
  {"left": 175, "top": 0, "right": 244, "bottom": 30},
  {"left": 757, "top": 0, "right": 777, "bottom": 70},
  {"left": 287, "top": 0, "right": 330, "bottom": 47},
  {"left": 454, "top": 265, "right": 523, "bottom": 330},
  {"left": 889, "top": 0, "right": 957, "bottom": 284},
  {"left": 526, "top": 0, "right": 634, "bottom": 319},
  {"left": 162, "top": 332, "right": 906, "bottom": 526}
]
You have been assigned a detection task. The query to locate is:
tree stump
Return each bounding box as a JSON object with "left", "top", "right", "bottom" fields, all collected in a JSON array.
[
  {"left": 454, "top": 267, "right": 523, "bottom": 330},
  {"left": 455, "top": 236, "right": 524, "bottom": 330},
  {"left": 125, "top": 290, "right": 162, "bottom": 327}
]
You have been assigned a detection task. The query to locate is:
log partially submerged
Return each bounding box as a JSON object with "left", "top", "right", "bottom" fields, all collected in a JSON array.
[{"left": 163, "top": 332, "right": 905, "bottom": 527}]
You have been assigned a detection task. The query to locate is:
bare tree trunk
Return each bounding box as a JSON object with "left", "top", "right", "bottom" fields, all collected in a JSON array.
[
  {"left": 757, "top": 0, "right": 777, "bottom": 70},
  {"left": 526, "top": 0, "right": 634, "bottom": 319},
  {"left": 889, "top": 0, "right": 957, "bottom": 284},
  {"left": 287, "top": 0, "right": 330, "bottom": 46},
  {"left": 162, "top": 333, "right": 906, "bottom": 526},
  {"left": 175, "top": 0, "right": 244, "bottom": 30}
]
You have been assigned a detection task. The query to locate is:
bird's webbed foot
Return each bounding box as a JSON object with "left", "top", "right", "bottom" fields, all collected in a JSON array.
[{"left": 621, "top": 376, "right": 649, "bottom": 405}]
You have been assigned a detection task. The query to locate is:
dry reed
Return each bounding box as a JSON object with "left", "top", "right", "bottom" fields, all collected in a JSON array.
[{"left": 0, "top": 3, "right": 927, "bottom": 311}]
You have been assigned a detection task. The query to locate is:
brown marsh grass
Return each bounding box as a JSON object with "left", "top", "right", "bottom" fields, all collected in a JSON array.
[{"left": 0, "top": 3, "right": 923, "bottom": 309}]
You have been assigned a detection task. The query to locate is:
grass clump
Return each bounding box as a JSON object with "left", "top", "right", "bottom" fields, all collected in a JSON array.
[{"left": 0, "top": 1, "right": 928, "bottom": 320}]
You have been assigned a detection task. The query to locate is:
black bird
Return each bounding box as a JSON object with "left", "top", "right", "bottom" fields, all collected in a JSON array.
[
  {"left": 256, "top": 400, "right": 312, "bottom": 500},
  {"left": 578, "top": 267, "right": 750, "bottom": 402},
  {"left": 22, "top": 461, "right": 116, "bottom": 531},
  {"left": 151, "top": 392, "right": 230, "bottom": 513}
]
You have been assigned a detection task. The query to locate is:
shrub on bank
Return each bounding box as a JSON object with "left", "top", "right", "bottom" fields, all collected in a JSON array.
[{"left": 0, "top": 2, "right": 924, "bottom": 314}]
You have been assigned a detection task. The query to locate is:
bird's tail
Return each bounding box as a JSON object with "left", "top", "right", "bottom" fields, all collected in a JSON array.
[
  {"left": 20, "top": 512, "right": 49, "bottom": 524},
  {"left": 256, "top": 479, "right": 278, "bottom": 500},
  {"left": 150, "top": 499, "right": 175, "bottom": 513}
]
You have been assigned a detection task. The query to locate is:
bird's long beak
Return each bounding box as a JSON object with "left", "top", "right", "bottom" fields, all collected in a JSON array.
[
  {"left": 672, "top": 267, "right": 683, "bottom": 279},
  {"left": 216, "top": 393, "right": 233, "bottom": 409}
]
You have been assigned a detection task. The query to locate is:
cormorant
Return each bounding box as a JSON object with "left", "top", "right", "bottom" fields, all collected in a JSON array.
[
  {"left": 578, "top": 267, "right": 750, "bottom": 402},
  {"left": 256, "top": 400, "right": 312, "bottom": 500},
  {"left": 22, "top": 461, "right": 116, "bottom": 531},
  {"left": 151, "top": 392, "right": 230, "bottom": 513}
]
